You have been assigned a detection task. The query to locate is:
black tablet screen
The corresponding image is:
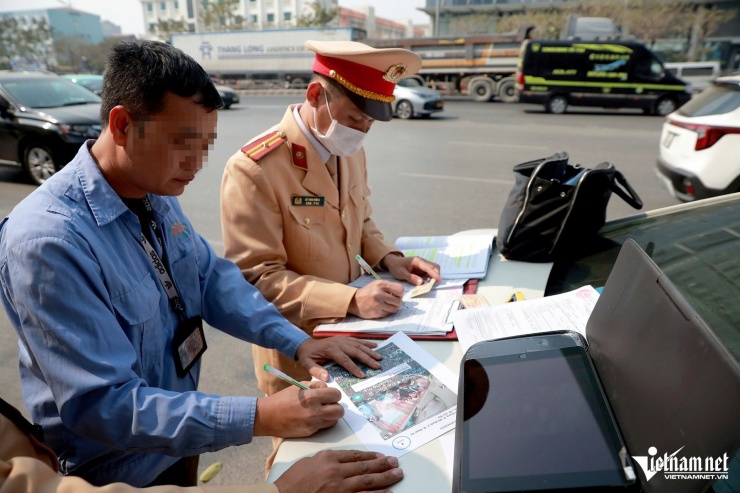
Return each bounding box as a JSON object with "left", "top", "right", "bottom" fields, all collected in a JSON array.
[{"left": 461, "top": 347, "right": 629, "bottom": 492}]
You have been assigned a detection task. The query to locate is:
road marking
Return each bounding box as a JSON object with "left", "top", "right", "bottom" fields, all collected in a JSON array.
[
  {"left": 448, "top": 141, "right": 549, "bottom": 149},
  {"left": 398, "top": 172, "right": 513, "bottom": 185}
]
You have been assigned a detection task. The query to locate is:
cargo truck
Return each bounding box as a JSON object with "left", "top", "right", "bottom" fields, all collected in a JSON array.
[
  {"left": 170, "top": 27, "right": 358, "bottom": 86},
  {"left": 367, "top": 26, "right": 533, "bottom": 103}
]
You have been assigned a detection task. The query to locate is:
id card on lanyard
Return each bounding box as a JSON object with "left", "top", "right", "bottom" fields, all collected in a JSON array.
[{"left": 138, "top": 197, "right": 206, "bottom": 378}]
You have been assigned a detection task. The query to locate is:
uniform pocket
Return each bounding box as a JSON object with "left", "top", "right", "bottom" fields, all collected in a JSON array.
[
  {"left": 286, "top": 205, "right": 329, "bottom": 262},
  {"left": 111, "top": 274, "right": 161, "bottom": 373}
]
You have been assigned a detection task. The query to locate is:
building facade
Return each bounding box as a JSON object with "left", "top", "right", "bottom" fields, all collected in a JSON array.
[
  {"left": 0, "top": 7, "right": 104, "bottom": 45},
  {"left": 140, "top": 0, "right": 427, "bottom": 40}
]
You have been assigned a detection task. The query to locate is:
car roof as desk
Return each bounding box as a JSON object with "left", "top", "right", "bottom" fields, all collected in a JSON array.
[{"left": 587, "top": 239, "right": 740, "bottom": 492}]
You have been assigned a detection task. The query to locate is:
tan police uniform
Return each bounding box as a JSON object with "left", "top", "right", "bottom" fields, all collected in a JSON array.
[
  {"left": 0, "top": 404, "right": 277, "bottom": 493},
  {"left": 221, "top": 40, "right": 422, "bottom": 396}
]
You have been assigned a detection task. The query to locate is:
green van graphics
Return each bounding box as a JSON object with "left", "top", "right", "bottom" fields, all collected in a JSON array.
[{"left": 516, "top": 41, "right": 691, "bottom": 115}]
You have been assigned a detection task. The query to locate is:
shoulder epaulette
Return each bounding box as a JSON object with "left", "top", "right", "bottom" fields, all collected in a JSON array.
[{"left": 241, "top": 130, "right": 287, "bottom": 162}]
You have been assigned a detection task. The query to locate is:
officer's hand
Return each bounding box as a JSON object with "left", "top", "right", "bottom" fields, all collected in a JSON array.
[
  {"left": 274, "top": 450, "right": 403, "bottom": 493},
  {"left": 254, "top": 381, "right": 344, "bottom": 438},
  {"left": 296, "top": 336, "right": 382, "bottom": 381},
  {"left": 349, "top": 280, "right": 404, "bottom": 319},
  {"left": 382, "top": 254, "right": 442, "bottom": 286}
]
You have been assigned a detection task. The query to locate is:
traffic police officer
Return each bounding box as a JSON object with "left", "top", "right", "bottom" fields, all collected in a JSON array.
[{"left": 221, "top": 40, "right": 442, "bottom": 397}]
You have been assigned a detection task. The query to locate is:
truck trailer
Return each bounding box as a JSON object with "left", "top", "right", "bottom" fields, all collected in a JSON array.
[
  {"left": 367, "top": 28, "right": 530, "bottom": 103},
  {"left": 170, "top": 27, "right": 358, "bottom": 86}
]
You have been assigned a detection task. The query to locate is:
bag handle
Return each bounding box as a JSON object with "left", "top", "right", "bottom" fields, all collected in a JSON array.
[{"left": 611, "top": 170, "right": 643, "bottom": 210}]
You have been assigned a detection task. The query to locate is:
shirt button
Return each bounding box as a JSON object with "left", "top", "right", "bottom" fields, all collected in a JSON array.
[
  {"left": 341, "top": 210, "right": 346, "bottom": 219},
  {"left": 347, "top": 243, "right": 352, "bottom": 249},
  {"left": 304, "top": 217, "right": 311, "bottom": 225}
]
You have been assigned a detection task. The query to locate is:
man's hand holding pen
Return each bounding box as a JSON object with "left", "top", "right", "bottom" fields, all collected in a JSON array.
[{"left": 349, "top": 280, "right": 405, "bottom": 318}]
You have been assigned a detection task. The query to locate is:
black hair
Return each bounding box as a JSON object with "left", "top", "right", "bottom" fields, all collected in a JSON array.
[
  {"left": 0, "top": 396, "right": 44, "bottom": 442},
  {"left": 311, "top": 73, "right": 346, "bottom": 99},
  {"left": 100, "top": 40, "right": 223, "bottom": 125}
]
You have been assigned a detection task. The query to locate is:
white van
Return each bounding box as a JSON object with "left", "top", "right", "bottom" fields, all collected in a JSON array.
[{"left": 664, "top": 61, "right": 721, "bottom": 92}]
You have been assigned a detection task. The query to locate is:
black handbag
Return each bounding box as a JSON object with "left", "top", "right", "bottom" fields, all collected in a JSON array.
[{"left": 496, "top": 152, "right": 643, "bottom": 262}]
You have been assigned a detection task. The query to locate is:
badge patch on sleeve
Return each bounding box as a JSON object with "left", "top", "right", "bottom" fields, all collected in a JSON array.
[{"left": 292, "top": 195, "right": 325, "bottom": 206}]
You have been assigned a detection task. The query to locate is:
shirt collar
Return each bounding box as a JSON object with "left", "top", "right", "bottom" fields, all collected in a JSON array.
[
  {"left": 293, "top": 104, "right": 331, "bottom": 164},
  {"left": 74, "top": 141, "right": 170, "bottom": 227}
]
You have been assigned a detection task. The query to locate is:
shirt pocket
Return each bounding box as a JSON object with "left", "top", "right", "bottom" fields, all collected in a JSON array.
[
  {"left": 286, "top": 204, "right": 329, "bottom": 262},
  {"left": 111, "top": 273, "right": 162, "bottom": 374},
  {"left": 170, "top": 247, "right": 203, "bottom": 319}
]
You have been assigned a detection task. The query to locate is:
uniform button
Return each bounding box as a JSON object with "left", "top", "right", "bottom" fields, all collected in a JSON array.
[
  {"left": 304, "top": 217, "right": 311, "bottom": 225},
  {"left": 347, "top": 243, "right": 352, "bottom": 249},
  {"left": 341, "top": 210, "right": 346, "bottom": 219}
]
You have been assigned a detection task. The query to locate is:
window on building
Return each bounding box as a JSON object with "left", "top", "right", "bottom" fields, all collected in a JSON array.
[
  {"left": 149, "top": 23, "right": 156, "bottom": 31},
  {"left": 147, "top": 3, "right": 153, "bottom": 11},
  {"left": 250, "top": 14, "right": 258, "bottom": 23},
  {"left": 189, "top": 23, "right": 195, "bottom": 32},
  {"left": 187, "top": 0, "right": 194, "bottom": 17},
  {"left": 160, "top": 2, "right": 166, "bottom": 10},
  {"left": 267, "top": 13, "right": 274, "bottom": 22},
  {"left": 174, "top": 1, "right": 178, "bottom": 8},
  {"left": 284, "top": 12, "right": 291, "bottom": 21}
]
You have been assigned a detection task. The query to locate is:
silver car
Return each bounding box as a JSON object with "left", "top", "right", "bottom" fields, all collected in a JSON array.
[{"left": 392, "top": 77, "right": 444, "bottom": 120}]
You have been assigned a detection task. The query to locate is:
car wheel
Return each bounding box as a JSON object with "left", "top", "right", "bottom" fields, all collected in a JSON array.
[
  {"left": 396, "top": 100, "right": 414, "bottom": 120},
  {"left": 222, "top": 102, "right": 232, "bottom": 110},
  {"left": 23, "top": 142, "right": 56, "bottom": 185},
  {"left": 497, "top": 79, "right": 518, "bottom": 103},
  {"left": 470, "top": 79, "right": 493, "bottom": 102},
  {"left": 653, "top": 97, "right": 677, "bottom": 116},
  {"left": 546, "top": 95, "right": 568, "bottom": 114}
]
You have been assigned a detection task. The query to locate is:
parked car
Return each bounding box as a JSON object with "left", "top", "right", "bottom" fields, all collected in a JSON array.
[
  {"left": 0, "top": 71, "right": 101, "bottom": 185},
  {"left": 216, "top": 84, "right": 239, "bottom": 109},
  {"left": 62, "top": 74, "right": 104, "bottom": 96},
  {"left": 392, "top": 77, "right": 444, "bottom": 120},
  {"left": 664, "top": 61, "right": 721, "bottom": 93},
  {"left": 656, "top": 75, "right": 740, "bottom": 201}
]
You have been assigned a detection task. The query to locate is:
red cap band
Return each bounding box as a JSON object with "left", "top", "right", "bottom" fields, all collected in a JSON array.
[{"left": 312, "top": 54, "right": 396, "bottom": 100}]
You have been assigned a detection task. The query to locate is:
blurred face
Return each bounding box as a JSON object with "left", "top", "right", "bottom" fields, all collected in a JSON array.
[
  {"left": 124, "top": 92, "right": 217, "bottom": 197},
  {"left": 315, "top": 85, "right": 374, "bottom": 134}
]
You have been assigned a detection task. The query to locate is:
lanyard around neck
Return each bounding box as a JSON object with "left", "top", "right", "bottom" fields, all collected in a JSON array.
[{"left": 135, "top": 197, "right": 186, "bottom": 319}]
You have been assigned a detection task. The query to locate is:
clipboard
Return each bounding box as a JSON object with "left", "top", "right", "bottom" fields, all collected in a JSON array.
[{"left": 313, "top": 280, "right": 478, "bottom": 341}]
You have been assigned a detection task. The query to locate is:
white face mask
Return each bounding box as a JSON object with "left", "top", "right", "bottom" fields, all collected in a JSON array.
[{"left": 311, "top": 90, "right": 367, "bottom": 157}]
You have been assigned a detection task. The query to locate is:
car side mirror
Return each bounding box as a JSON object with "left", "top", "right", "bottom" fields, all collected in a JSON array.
[{"left": 0, "top": 97, "right": 10, "bottom": 116}]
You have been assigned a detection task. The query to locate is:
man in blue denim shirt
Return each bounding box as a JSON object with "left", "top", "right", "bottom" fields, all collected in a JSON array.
[{"left": 0, "top": 41, "right": 403, "bottom": 491}]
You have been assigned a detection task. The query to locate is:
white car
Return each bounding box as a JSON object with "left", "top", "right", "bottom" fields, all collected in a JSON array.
[
  {"left": 392, "top": 77, "right": 444, "bottom": 120},
  {"left": 656, "top": 75, "right": 740, "bottom": 201}
]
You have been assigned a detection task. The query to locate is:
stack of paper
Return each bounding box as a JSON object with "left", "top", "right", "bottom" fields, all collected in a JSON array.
[
  {"left": 394, "top": 234, "right": 495, "bottom": 279},
  {"left": 313, "top": 274, "right": 463, "bottom": 337},
  {"left": 450, "top": 286, "right": 600, "bottom": 354}
]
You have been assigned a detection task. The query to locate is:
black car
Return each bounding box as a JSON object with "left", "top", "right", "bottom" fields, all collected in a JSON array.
[
  {"left": 215, "top": 84, "right": 240, "bottom": 109},
  {"left": 0, "top": 71, "right": 101, "bottom": 185}
]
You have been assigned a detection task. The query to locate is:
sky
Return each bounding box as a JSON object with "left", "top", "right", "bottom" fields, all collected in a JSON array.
[{"left": 0, "top": 0, "right": 430, "bottom": 37}]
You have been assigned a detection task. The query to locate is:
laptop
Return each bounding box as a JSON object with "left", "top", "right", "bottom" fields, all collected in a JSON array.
[{"left": 587, "top": 239, "right": 740, "bottom": 492}]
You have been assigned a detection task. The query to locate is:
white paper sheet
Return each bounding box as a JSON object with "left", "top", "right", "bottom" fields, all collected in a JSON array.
[
  {"left": 313, "top": 275, "right": 463, "bottom": 335},
  {"left": 324, "top": 333, "right": 458, "bottom": 457},
  {"left": 451, "top": 285, "right": 600, "bottom": 354}
]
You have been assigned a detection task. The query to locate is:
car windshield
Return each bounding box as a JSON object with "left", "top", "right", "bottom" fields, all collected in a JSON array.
[
  {"left": 547, "top": 197, "right": 740, "bottom": 362},
  {"left": 677, "top": 82, "right": 740, "bottom": 117},
  {"left": 78, "top": 78, "right": 102, "bottom": 93},
  {"left": 2, "top": 78, "right": 101, "bottom": 108},
  {"left": 398, "top": 78, "right": 423, "bottom": 88}
]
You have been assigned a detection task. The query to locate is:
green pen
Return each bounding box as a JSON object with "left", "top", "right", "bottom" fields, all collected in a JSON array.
[
  {"left": 263, "top": 364, "right": 310, "bottom": 390},
  {"left": 355, "top": 254, "right": 382, "bottom": 280}
]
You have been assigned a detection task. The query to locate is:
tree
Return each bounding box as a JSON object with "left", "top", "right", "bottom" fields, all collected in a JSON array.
[
  {"left": 199, "top": 0, "right": 245, "bottom": 32},
  {"left": 155, "top": 18, "right": 188, "bottom": 42},
  {"left": 448, "top": 14, "right": 495, "bottom": 36},
  {"left": 496, "top": 10, "right": 567, "bottom": 40},
  {"left": 686, "top": 6, "right": 737, "bottom": 60},
  {"left": 296, "top": 1, "right": 338, "bottom": 28},
  {"left": 0, "top": 15, "right": 53, "bottom": 70}
]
